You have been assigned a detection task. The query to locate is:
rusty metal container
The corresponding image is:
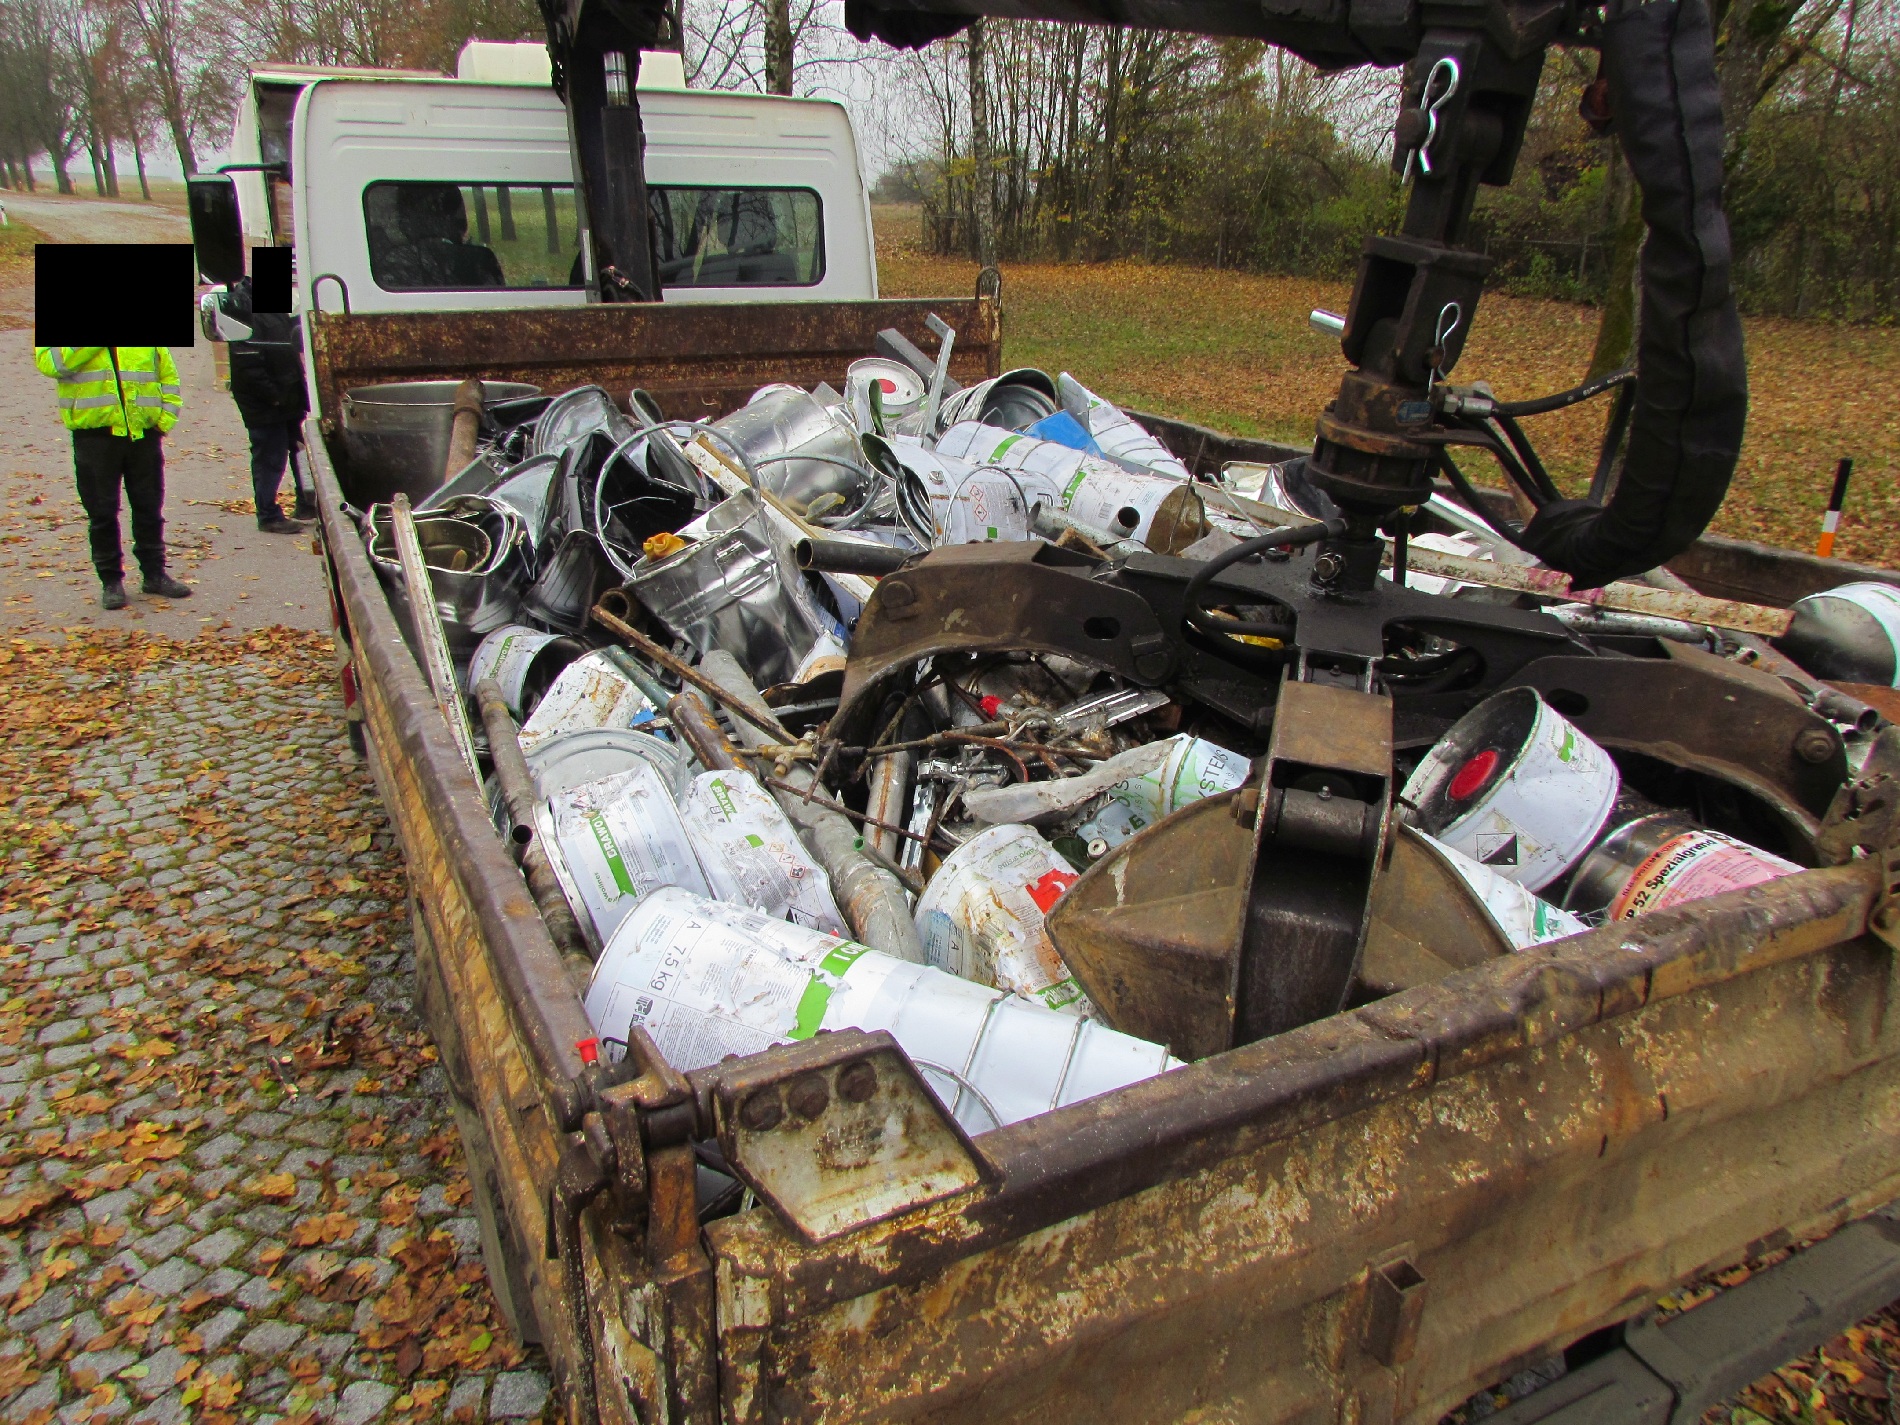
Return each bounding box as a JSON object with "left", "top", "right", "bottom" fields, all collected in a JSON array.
[{"left": 306, "top": 295, "right": 1900, "bottom": 1425}]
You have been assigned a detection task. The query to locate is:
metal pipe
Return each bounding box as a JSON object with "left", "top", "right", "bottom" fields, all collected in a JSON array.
[
  {"left": 599, "top": 644, "right": 673, "bottom": 710},
  {"left": 795, "top": 537, "right": 912, "bottom": 577},
  {"left": 1030, "top": 503, "right": 1143, "bottom": 558},
  {"left": 445, "top": 377, "right": 485, "bottom": 487},
  {"left": 701, "top": 649, "right": 926, "bottom": 962},
  {"left": 474, "top": 679, "right": 596, "bottom": 986},
  {"left": 390, "top": 494, "right": 480, "bottom": 779},
  {"left": 865, "top": 750, "right": 912, "bottom": 862},
  {"left": 590, "top": 603, "right": 792, "bottom": 744},
  {"left": 667, "top": 690, "right": 745, "bottom": 772},
  {"left": 1309, "top": 308, "right": 1346, "bottom": 337}
]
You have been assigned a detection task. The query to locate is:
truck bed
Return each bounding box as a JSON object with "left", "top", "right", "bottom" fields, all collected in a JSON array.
[{"left": 307, "top": 304, "right": 1900, "bottom": 1425}]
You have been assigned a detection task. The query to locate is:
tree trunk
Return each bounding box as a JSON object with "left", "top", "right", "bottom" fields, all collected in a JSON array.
[
  {"left": 762, "top": 0, "right": 793, "bottom": 96},
  {"left": 497, "top": 184, "right": 516, "bottom": 241},
  {"left": 101, "top": 132, "right": 119, "bottom": 197},
  {"left": 1587, "top": 151, "right": 1644, "bottom": 381},
  {"left": 966, "top": 19, "right": 996, "bottom": 266},
  {"left": 50, "top": 147, "right": 72, "bottom": 194},
  {"left": 87, "top": 121, "right": 105, "bottom": 195},
  {"left": 132, "top": 130, "right": 150, "bottom": 201}
]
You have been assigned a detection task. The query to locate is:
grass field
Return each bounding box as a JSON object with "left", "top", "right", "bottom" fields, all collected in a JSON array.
[{"left": 874, "top": 204, "right": 1900, "bottom": 569}]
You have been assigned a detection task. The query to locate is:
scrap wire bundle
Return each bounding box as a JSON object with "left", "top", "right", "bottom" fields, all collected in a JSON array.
[{"left": 360, "top": 333, "right": 1820, "bottom": 1171}]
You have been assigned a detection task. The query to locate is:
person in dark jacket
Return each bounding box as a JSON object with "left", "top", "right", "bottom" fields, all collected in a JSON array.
[{"left": 226, "top": 277, "right": 312, "bottom": 534}]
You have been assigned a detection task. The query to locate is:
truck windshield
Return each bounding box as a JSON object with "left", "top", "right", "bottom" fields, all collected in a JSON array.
[{"left": 362, "top": 181, "right": 825, "bottom": 291}]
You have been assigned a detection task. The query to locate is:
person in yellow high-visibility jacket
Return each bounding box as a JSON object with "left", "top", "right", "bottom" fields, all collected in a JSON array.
[{"left": 32, "top": 346, "right": 190, "bottom": 610}]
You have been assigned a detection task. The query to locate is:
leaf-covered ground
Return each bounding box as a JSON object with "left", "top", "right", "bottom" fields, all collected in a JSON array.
[
  {"left": 0, "top": 630, "right": 549, "bottom": 1425},
  {"left": 875, "top": 205, "right": 1900, "bottom": 570}
]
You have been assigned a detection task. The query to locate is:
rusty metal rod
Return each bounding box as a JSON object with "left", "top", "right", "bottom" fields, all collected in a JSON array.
[
  {"left": 756, "top": 774, "right": 940, "bottom": 849},
  {"left": 589, "top": 603, "right": 792, "bottom": 744},
  {"left": 445, "top": 377, "right": 484, "bottom": 485},
  {"left": 667, "top": 690, "right": 745, "bottom": 772},
  {"left": 390, "top": 494, "right": 480, "bottom": 780},
  {"left": 865, "top": 749, "right": 912, "bottom": 860},
  {"left": 474, "top": 679, "right": 595, "bottom": 980}
]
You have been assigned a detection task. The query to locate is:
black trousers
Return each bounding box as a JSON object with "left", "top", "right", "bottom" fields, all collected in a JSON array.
[{"left": 71, "top": 430, "right": 166, "bottom": 584}]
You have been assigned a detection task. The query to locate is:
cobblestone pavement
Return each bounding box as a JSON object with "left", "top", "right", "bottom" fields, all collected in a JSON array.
[{"left": 0, "top": 630, "right": 546, "bottom": 1425}]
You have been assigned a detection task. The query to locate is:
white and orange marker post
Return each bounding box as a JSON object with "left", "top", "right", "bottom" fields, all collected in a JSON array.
[{"left": 1817, "top": 457, "right": 1855, "bottom": 558}]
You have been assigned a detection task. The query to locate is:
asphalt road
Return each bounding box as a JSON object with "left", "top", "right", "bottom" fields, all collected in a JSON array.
[{"left": 0, "top": 194, "right": 330, "bottom": 637}]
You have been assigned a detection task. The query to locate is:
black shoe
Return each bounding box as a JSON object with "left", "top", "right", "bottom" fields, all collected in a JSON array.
[
  {"left": 142, "top": 573, "right": 191, "bottom": 599},
  {"left": 292, "top": 502, "right": 318, "bottom": 521},
  {"left": 259, "top": 515, "right": 306, "bottom": 534},
  {"left": 101, "top": 580, "right": 126, "bottom": 610}
]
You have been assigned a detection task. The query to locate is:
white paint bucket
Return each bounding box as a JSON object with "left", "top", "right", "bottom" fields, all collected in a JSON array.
[
  {"left": 465, "top": 625, "right": 582, "bottom": 715},
  {"left": 912, "top": 824, "right": 1090, "bottom": 1014},
  {"left": 584, "top": 888, "right": 1177, "bottom": 1133},
  {"left": 1056, "top": 373, "right": 1192, "bottom": 480},
  {"left": 1608, "top": 828, "right": 1799, "bottom": 919},
  {"left": 517, "top": 650, "right": 656, "bottom": 754},
  {"left": 534, "top": 764, "right": 709, "bottom": 952},
  {"left": 1779, "top": 581, "right": 1900, "bottom": 686},
  {"left": 845, "top": 358, "right": 928, "bottom": 423},
  {"left": 1400, "top": 687, "right": 1619, "bottom": 892},
  {"left": 523, "top": 727, "right": 690, "bottom": 803},
  {"left": 1077, "top": 735, "right": 1251, "bottom": 850},
  {"left": 677, "top": 769, "right": 847, "bottom": 934},
  {"left": 1415, "top": 832, "right": 1588, "bottom": 949}
]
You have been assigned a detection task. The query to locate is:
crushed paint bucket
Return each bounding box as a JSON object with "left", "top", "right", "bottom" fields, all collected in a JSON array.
[
  {"left": 1776, "top": 581, "right": 1900, "bottom": 686},
  {"left": 1560, "top": 813, "right": 1800, "bottom": 921},
  {"left": 845, "top": 358, "right": 928, "bottom": 425},
  {"left": 534, "top": 764, "right": 710, "bottom": 952},
  {"left": 1400, "top": 687, "right": 1619, "bottom": 892},
  {"left": 678, "top": 769, "right": 847, "bottom": 934},
  {"left": 889, "top": 439, "right": 1034, "bottom": 546},
  {"left": 1077, "top": 734, "right": 1251, "bottom": 850},
  {"left": 912, "top": 824, "right": 1091, "bottom": 1014},
  {"left": 517, "top": 650, "right": 657, "bottom": 753},
  {"left": 584, "top": 888, "right": 1177, "bottom": 1133},
  {"left": 935, "top": 422, "right": 1207, "bottom": 553},
  {"left": 1056, "top": 373, "right": 1192, "bottom": 480},
  {"left": 465, "top": 624, "right": 584, "bottom": 716},
  {"left": 1416, "top": 832, "right": 1589, "bottom": 949},
  {"left": 523, "top": 727, "right": 690, "bottom": 803}
]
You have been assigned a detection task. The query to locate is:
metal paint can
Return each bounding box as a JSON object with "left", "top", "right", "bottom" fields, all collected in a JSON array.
[
  {"left": 465, "top": 624, "right": 584, "bottom": 716},
  {"left": 912, "top": 824, "right": 1091, "bottom": 1015},
  {"left": 517, "top": 650, "right": 657, "bottom": 754},
  {"left": 1056, "top": 373, "right": 1192, "bottom": 480},
  {"left": 1077, "top": 734, "right": 1251, "bottom": 850},
  {"left": 942, "top": 467, "right": 1034, "bottom": 546},
  {"left": 534, "top": 764, "right": 710, "bottom": 952},
  {"left": 710, "top": 384, "right": 868, "bottom": 516},
  {"left": 845, "top": 358, "right": 928, "bottom": 424},
  {"left": 678, "top": 769, "right": 847, "bottom": 934},
  {"left": 523, "top": 727, "right": 690, "bottom": 802},
  {"left": 1776, "top": 581, "right": 1900, "bottom": 686},
  {"left": 1400, "top": 687, "right": 1620, "bottom": 892},
  {"left": 584, "top": 888, "right": 1177, "bottom": 1133},
  {"left": 1416, "top": 832, "right": 1589, "bottom": 949},
  {"left": 1560, "top": 812, "right": 1800, "bottom": 921}
]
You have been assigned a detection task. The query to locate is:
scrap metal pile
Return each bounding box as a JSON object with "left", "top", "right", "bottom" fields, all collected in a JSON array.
[{"left": 359, "top": 327, "right": 1900, "bottom": 1160}]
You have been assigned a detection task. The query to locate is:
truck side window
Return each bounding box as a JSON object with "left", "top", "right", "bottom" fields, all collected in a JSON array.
[
  {"left": 364, "top": 181, "right": 583, "bottom": 291},
  {"left": 649, "top": 188, "right": 823, "bottom": 287}
]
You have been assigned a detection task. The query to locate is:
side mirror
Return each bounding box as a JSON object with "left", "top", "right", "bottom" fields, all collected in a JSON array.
[
  {"left": 187, "top": 175, "right": 245, "bottom": 286},
  {"left": 198, "top": 290, "right": 253, "bottom": 343}
]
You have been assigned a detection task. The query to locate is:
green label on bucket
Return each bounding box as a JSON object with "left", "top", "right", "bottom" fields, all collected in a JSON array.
[
  {"left": 709, "top": 777, "right": 738, "bottom": 822},
  {"left": 1061, "top": 467, "right": 1089, "bottom": 506},
  {"left": 989, "top": 433, "right": 1024, "bottom": 462},
  {"left": 788, "top": 941, "right": 873, "bottom": 1039},
  {"left": 1558, "top": 728, "right": 1577, "bottom": 764},
  {"left": 587, "top": 812, "right": 638, "bottom": 896}
]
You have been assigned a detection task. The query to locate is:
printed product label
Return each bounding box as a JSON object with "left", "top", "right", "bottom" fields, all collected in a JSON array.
[
  {"left": 466, "top": 625, "right": 560, "bottom": 711},
  {"left": 1609, "top": 830, "right": 1800, "bottom": 920},
  {"left": 1078, "top": 735, "right": 1250, "bottom": 850},
  {"left": 678, "top": 770, "right": 847, "bottom": 934},
  {"left": 519, "top": 651, "right": 655, "bottom": 754},
  {"left": 535, "top": 764, "right": 709, "bottom": 949},
  {"left": 1422, "top": 833, "right": 1587, "bottom": 950}
]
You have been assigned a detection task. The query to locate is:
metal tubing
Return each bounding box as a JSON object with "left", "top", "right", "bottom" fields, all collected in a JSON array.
[
  {"left": 796, "top": 537, "right": 912, "bottom": 577},
  {"left": 701, "top": 649, "right": 926, "bottom": 962},
  {"left": 389, "top": 494, "right": 480, "bottom": 779},
  {"left": 473, "top": 679, "right": 596, "bottom": 984},
  {"left": 865, "top": 750, "right": 912, "bottom": 861}
]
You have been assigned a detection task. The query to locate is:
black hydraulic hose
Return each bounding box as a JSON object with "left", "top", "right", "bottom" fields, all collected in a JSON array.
[
  {"left": 1518, "top": 0, "right": 1747, "bottom": 589},
  {"left": 1588, "top": 379, "right": 1639, "bottom": 503},
  {"left": 1436, "top": 451, "right": 1529, "bottom": 548},
  {"left": 1492, "top": 367, "right": 1634, "bottom": 418},
  {"left": 1181, "top": 520, "right": 1338, "bottom": 642},
  {"left": 1490, "top": 412, "right": 1564, "bottom": 505}
]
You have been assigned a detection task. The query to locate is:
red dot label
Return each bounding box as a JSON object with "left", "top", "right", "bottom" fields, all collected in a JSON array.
[
  {"left": 1448, "top": 748, "right": 1500, "bottom": 801},
  {"left": 878, "top": 378, "right": 897, "bottom": 394}
]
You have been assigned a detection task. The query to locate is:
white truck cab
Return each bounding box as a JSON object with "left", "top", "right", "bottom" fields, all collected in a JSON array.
[{"left": 201, "top": 43, "right": 879, "bottom": 317}]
